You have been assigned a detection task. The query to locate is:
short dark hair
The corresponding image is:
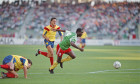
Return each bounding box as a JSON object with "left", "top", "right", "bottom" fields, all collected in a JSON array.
[
  {"left": 50, "top": 17, "right": 56, "bottom": 21},
  {"left": 27, "top": 59, "right": 32, "bottom": 65},
  {"left": 76, "top": 28, "right": 83, "bottom": 33}
]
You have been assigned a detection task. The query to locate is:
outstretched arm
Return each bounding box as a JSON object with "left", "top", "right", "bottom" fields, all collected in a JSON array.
[
  {"left": 52, "top": 29, "right": 66, "bottom": 32},
  {"left": 23, "top": 65, "right": 28, "bottom": 79},
  {"left": 58, "top": 31, "right": 63, "bottom": 41},
  {"left": 70, "top": 42, "right": 84, "bottom": 52}
]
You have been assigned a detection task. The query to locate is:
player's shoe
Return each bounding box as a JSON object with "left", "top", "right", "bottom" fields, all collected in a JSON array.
[
  {"left": 60, "top": 62, "right": 63, "bottom": 68},
  {"left": 35, "top": 49, "right": 40, "bottom": 56},
  {"left": 49, "top": 69, "right": 54, "bottom": 74},
  {"left": 1, "top": 72, "right": 7, "bottom": 79}
]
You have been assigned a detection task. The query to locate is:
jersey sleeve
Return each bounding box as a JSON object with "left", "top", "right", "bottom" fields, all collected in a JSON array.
[
  {"left": 24, "top": 59, "right": 28, "bottom": 67},
  {"left": 57, "top": 27, "right": 63, "bottom": 36},
  {"left": 43, "top": 27, "right": 50, "bottom": 35},
  {"left": 65, "top": 30, "right": 71, "bottom": 36},
  {"left": 20, "top": 58, "right": 28, "bottom": 67},
  {"left": 70, "top": 35, "right": 77, "bottom": 43}
]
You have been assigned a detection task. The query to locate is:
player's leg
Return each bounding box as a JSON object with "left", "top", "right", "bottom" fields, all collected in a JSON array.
[
  {"left": 81, "top": 39, "right": 86, "bottom": 48},
  {"left": 49, "top": 41, "right": 54, "bottom": 66},
  {"left": 1, "top": 70, "right": 17, "bottom": 78},
  {"left": 49, "top": 56, "right": 62, "bottom": 74},
  {"left": 80, "top": 43, "right": 82, "bottom": 48},
  {"left": 0, "top": 64, "right": 10, "bottom": 70},
  {"left": 61, "top": 48, "right": 75, "bottom": 63},
  {"left": 60, "top": 49, "right": 75, "bottom": 68},
  {"left": 61, "top": 51, "right": 75, "bottom": 63},
  {"left": 0, "top": 55, "right": 15, "bottom": 70},
  {"left": 82, "top": 43, "right": 85, "bottom": 48},
  {"left": 35, "top": 49, "right": 48, "bottom": 57},
  {"left": 49, "top": 44, "right": 63, "bottom": 74},
  {"left": 47, "top": 45, "right": 54, "bottom": 66},
  {"left": 35, "top": 40, "right": 51, "bottom": 57}
]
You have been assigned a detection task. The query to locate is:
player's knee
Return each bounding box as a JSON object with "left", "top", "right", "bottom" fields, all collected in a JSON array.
[
  {"left": 50, "top": 52, "right": 53, "bottom": 56},
  {"left": 10, "top": 69, "right": 14, "bottom": 71},
  {"left": 15, "top": 74, "right": 19, "bottom": 78},
  {"left": 49, "top": 51, "right": 53, "bottom": 57}
]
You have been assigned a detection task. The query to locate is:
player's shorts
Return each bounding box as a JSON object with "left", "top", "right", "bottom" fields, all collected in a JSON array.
[
  {"left": 81, "top": 39, "right": 86, "bottom": 43},
  {"left": 56, "top": 44, "right": 72, "bottom": 57},
  {"left": 44, "top": 39, "right": 54, "bottom": 48},
  {"left": 3, "top": 55, "right": 16, "bottom": 64}
]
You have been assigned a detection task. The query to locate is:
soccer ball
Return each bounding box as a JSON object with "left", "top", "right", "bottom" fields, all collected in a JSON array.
[{"left": 113, "top": 61, "right": 121, "bottom": 69}]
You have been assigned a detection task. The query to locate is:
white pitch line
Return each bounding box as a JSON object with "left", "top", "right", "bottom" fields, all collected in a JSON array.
[
  {"left": 18, "top": 68, "right": 140, "bottom": 75},
  {"left": 89, "top": 68, "right": 140, "bottom": 74}
]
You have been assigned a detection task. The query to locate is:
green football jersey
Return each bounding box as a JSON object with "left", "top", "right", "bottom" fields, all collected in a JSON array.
[{"left": 59, "top": 30, "right": 77, "bottom": 50}]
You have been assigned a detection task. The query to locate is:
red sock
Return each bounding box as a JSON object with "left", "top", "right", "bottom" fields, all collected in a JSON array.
[
  {"left": 50, "top": 57, "right": 53, "bottom": 66},
  {"left": 82, "top": 46, "right": 84, "bottom": 48},
  {"left": 40, "top": 51, "right": 48, "bottom": 56},
  {"left": 5, "top": 72, "right": 15, "bottom": 78},
  {"left": 0, "top": 65, "right": 10, "bottom": 70}
]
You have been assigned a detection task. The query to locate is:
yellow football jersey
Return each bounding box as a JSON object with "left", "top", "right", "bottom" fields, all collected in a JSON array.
[
  {"left": 43, "top": 25, "right": 61, "bottom": 41},
  {"left": 81, "top": 31, "right": 87, "bottom": 39},
  {"left": 12, "top": 55, "right": 28, "bottom": 71}
]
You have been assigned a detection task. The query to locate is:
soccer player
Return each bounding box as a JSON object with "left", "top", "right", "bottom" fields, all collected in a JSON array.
[
  {"left": 35, "top": 18, "right": 63, "bottom": 66},
  {"left": 49, "top": 28, "right": 84, "bottom": 74},
  {"left": 0, "top": 55, "right": 32, "bottom": 79},
  {"left": 80, "top": 28, "right": 87, "bottom": 48}
]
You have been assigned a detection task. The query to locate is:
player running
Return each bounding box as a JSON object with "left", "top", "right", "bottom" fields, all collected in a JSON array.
[
  {"left": 49, "top": 28, "right": 84, "bottom": 74},
  {"left": 35, "top": 18, "right": 63, "bottom": 66},
  {"left": 0, "top": 55, "right": 32, "bottom": 79},
  {"left": 80, "top": 28, "right": 87, "bottom": 48}
]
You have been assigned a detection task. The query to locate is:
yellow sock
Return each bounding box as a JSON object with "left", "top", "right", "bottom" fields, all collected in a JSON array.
[
  {"left": 61, "top": 56, "right": 72, "bottom": 63},
  {"left": 50, "top": 61, "right": 58, "bottom": 70},
  {"left": 79, "top": 43, "right": 82, "bottom": 48}
]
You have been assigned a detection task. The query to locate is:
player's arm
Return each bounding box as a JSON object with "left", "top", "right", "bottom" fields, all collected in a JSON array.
[
  {"left": 60, "top": 35, "right": 63, "bottom": 41},
  {"left": 52, "top": 29, "right": 66, "bottom": 32},
  {"left": 58, "top": 31, "right": 63, "bottom": 41},
  {"left": 42, "top": 31, "right": 49, "bottom": 41},
  {"left": 70, "top": 42, "right": 84, "bottom": 52},
  {"left": 23, "top": 65, "right": 28, "bottom": 79}
]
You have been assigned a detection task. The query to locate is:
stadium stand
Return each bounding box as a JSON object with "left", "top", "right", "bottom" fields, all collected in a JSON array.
[
  {"left": 0, "top": 1, "right": 30, "bottom": 37},
  {"left": 0, "top": 1, "right": 139, "bottom": 39}
]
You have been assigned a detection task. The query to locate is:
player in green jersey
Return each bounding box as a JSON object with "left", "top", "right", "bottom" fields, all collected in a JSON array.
[{"left": 49, "top": 28, "right": 84, "bottom": 74}]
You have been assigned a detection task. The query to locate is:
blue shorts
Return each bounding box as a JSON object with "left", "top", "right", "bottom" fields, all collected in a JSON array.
[
  {"left": 3, "top": 55, "right": 16, "bottom": 64},
  {"left": 44, "top": 39, "right": 54, "bottom": 48},
  {"left": 81, "top": 39, "right": 86, "bottom": 43}
]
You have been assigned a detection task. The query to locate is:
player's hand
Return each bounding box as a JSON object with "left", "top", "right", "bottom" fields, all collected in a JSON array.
[
  {"left": 46, "top": 37, "right": 50, "bottom": 41},
  {"left": 79, "top": 48, "right": 84, "bottom": 52}
]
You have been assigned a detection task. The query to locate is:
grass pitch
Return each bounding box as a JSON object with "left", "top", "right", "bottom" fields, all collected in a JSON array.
[{"left": 0, "top": 45, "right": 140, "bottom": 84}]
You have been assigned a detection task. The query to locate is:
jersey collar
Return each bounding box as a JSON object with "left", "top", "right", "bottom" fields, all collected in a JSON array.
[{"left": 50, "top": 25, "right": 56, "bottom": 28}]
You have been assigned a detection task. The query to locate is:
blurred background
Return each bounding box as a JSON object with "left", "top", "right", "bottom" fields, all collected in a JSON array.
[{"left": 0, "top": 0, "right": 140, "bottom": 45}]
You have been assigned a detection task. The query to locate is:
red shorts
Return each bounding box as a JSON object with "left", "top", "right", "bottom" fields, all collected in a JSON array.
[{"left": 56, "top": 44, "right": 71, "bottom": 57}]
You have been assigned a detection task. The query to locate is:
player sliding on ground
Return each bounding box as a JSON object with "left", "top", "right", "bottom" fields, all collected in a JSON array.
[
  {"left": 49, "top": 28, "right": 84, "bottom": 74},
  {"left": 0, "top": 55, "right": 32, "bottom": 79}
]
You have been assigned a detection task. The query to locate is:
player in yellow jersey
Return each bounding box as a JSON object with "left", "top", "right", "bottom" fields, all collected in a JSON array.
[
  {"left": 0, "top": 55, "right": 32, "bottom": 79},
  {"left": 80, "top": 28, "right": 87, "bottom": 48},
  {"left": 35, "top": 18, "right": 63, "bottom": 66}
]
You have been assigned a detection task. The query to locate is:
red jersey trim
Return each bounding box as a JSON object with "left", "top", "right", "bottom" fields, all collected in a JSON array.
[
  {"left": 44, "top": 27, "right": 50, "bottom": 31},
  {"left": 57, "top": 27, "right": 60, "bottom": 29}
]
